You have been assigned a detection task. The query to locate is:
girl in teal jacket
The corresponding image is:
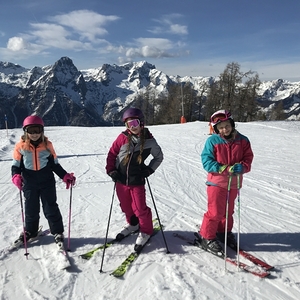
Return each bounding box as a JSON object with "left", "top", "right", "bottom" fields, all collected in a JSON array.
[{"left": 198, "top": 110, "right": 254, "bottom": 256}]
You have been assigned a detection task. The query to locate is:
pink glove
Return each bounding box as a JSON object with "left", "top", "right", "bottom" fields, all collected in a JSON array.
[
  {"left": 63, "top": 173, "right": 76, "bottom": 189},
  {"left": 12, "top": 174, "right": 23, "bottom": 190}
]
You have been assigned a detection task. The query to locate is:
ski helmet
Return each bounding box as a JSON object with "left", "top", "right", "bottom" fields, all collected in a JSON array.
[
  {"left": 210, "top": 110, "right": 234, "bottom": 133},
  {"left": 23, "top": 115, "right": 44, "bottom": 130},
  {"left": 122, "top": 108, "right": 144, "bottom": 125}
]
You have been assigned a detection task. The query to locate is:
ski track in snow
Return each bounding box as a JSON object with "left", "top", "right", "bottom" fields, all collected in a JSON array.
[{"left": 1, "top": 121, "right": 300, "bottom": 299}]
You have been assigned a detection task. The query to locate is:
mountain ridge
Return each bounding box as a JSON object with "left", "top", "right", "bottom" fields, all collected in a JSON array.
[{"left": 1, "top": 57, "right": 299, "bottom": 128}]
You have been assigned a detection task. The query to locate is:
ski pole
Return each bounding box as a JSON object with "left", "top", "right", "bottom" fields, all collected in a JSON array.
[
  {"left": 67, "top": 184, "right": 73, "bottom": 251},
  {"left": 146, "top": 178, "right": 170, "bottom": 254},
  {"left": 224, "top": 175, "right": 233, "bottom": 271},
  {"left": 236, "top": 174, "right": 241, "bottom": 271},
  {"left": 99, "top": 183, "right": 116, "bottom": 273},
  {"left": 19, "top": 190, "right": 29, "bottom": 258}
]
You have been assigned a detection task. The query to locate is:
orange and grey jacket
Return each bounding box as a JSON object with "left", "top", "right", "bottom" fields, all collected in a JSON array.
[{"left": 12, "top": 138, "right": 67, "bottom": 188}]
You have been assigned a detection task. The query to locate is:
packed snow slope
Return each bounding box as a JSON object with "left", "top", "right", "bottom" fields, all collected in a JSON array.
[{"left": 0, "top": 121, "right": 300, "bottom": 300}]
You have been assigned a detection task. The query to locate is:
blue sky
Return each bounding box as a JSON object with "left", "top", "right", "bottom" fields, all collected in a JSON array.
[{"left": 1, "top": 0, "right": 300, "bottom": 81}]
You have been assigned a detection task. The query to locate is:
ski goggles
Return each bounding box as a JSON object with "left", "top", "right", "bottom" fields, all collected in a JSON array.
[
  {"left": 211, "top": 113, "right": 230, "bottom": 124},
  {"left": 26, "top": 126, "right": 43, "bottom": 134},
  {"left": 126, "top": 119, "right": 140, "bottom": 128}
]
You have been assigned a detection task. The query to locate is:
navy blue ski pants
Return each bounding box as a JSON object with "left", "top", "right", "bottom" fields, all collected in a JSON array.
[{"left": 23, "top": 184, "right": 64, "bottom": 235}]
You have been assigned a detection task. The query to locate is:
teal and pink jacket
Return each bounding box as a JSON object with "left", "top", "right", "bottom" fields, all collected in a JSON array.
[{"left": 201, "top": 131, "right": 254, "bottom": 189}]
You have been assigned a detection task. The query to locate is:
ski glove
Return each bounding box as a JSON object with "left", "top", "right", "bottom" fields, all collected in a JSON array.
[
  {"left": 12, "top": 174, "right": 23, "bottom": 190},
  {"left": 108, "top": 170, "right": 120, "bottom": 182},
  {"left": 228, "top": 163, "right": 243, "bottom": 174},
  {"left": 63, "top": 173, "right": 76, "bottom": 189},
  {"left": 141, "top": 166, "right": 154, "bottom": 178},
  {"left": 218, "top": 165, "right": 228, "bottom": 173}
]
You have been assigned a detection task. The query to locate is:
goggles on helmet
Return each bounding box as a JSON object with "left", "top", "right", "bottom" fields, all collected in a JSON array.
[
  {"left": 25, "top": 126, "right": 43, "bottom": 134},
  {"left": 126, "top": 119, "right": 140, "bottom": 129},
  {"left": 211, "top": 113, "right": 230, "bottom": 124},
  {"left": 210, "top": 110, "right": 232, "bottom": 126}
]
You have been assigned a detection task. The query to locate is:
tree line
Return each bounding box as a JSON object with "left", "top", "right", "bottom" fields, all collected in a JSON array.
[{"left": 134, "top": 62, "right": 286, "bottom": 125}]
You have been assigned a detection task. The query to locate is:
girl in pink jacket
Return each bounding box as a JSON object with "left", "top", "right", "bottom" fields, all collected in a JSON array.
[
  {"left": 197, "top": 110, "right": 254, "bottom": 256},
  {"left": 106, "top": 108, "right": 163, "bottom": 252}
]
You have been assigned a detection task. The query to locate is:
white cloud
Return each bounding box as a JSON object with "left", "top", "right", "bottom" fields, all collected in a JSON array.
[
  {"left": 49, "top": 10, "right": 120, "bottom": 42},
  {"left": 123, "top": 38, "right": 177, "bottom": 59},
  {"left": 2, "top": 9, "right": 189, "bottom": 67},
  {"left": 149, "top": 14, "right": 188, "bottom": 35},
  {"left": 29, "top": 23, "right": 93, "bottom": 50},
  {"left": 7, "top": 37, "right": 29, "bottom": 51},
  {"left": 3, "top": 9, "right": 120, "bottom": 58},
  {"left": 135, "top": 38, "right": 173, "bottom": 50},
  {"left": 169, "top": 24, "right": 187, "bottom": 35}
]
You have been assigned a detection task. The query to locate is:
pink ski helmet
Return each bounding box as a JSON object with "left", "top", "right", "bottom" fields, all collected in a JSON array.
[{"left": 22, "top": 115, "right": 44, "bottom": 130}]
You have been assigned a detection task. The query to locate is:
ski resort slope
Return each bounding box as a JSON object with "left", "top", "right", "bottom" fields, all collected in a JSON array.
[{"left": 0, "top": 120, "right": 300, "bottom": 300}]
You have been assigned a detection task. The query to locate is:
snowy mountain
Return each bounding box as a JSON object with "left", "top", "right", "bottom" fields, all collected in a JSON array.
[
  {"left": 1, "top": 57, "right": 300, "bottom": 128},
  {"left": 0, "top": 121, "right": 300, "bottom": 299}
]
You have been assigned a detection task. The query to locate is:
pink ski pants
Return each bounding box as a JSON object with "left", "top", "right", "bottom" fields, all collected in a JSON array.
[
  {"left": 116, "top": 183, "right": 153, "bottom": 235},
  {"left": 200, "top": 185, "right": 238, "bottom": 240}
]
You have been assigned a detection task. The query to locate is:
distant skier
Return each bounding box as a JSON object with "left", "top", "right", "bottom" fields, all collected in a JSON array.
[
  {"left": 11, "top": 115, "right": 76, "bottom": 247},
  {"left": 197, "top": 110, "right": 254, "bottom": 256},
  {"left": 106, "top": 108, "right": 163, "bottom": 252}
]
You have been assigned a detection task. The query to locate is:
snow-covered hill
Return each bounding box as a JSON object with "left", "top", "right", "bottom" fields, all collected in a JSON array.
[{"left": 0, "top": 121, "right": 300, "bottom": 299}]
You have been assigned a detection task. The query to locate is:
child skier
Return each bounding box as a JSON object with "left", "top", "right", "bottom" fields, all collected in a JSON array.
[
  {"left": 197, "top": 110, "right": 254, "bottom": 256},
  {"left": 106, "top": 108, "right": 163, "bottom": 252},
  {"left": 11, "top": 115, "right": 76, "bottom": 247}
]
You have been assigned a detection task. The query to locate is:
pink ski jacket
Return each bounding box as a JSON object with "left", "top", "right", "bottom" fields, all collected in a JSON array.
[
  {"left": 201, "top": 131, "right": 254, "bottom": 189},
  {"left": 106, "top": 128, "right": 163, "bottom": 186}
]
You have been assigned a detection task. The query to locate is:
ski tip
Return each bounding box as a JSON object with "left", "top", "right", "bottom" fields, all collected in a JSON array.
[
  {"left": 110, "top": 272, "right": 125, "bottom": 278},
  {"left": 79, "top": 254, "right": 91, "bottom": 260}
]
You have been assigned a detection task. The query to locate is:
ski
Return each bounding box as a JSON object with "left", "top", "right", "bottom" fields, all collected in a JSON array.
[
  {"left": 192, "top": 224, "right": 274, "bottom": 271},
  {"left": 239, "top": 249, "right": 274, "bottom": 271},
  {"left": 79, "top": 232, "right": 137, "bottom": 260},
  {"left": 110, "top": 223, "right": 162, "bottom": 278},
  {"left": 79, "top": 218, "right": 158, "bottom": 260},
  {"left": 198, "top": 232, "right": 274, "bottom": 272},
  {"left": 173, "top": 232, "right": 271, "bottom": 278},
  {"left": 225, "top": 257, "right": 270, "bottom": 278},
  {"left": 236, "top": 248, "right": 273, "bottom": 271},
  {"left": 0, "top": 226, "right": 50, "bottom": 258},
  {"left": 213, "top": 234, "right": 274, "bottom": 271}
]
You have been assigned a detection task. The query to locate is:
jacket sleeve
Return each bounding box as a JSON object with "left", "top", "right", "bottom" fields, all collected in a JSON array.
[
  {"left": 201, "top": 138, "right": 222, "bottom": 173},
  {"left": 11, "top": 142, "right": 22, "bottom": 176},
  {"left": 240, "top": 139, "right": 254, "bottom": 174},
  {"left": 47, "top": 142, "right": 67, "bottom": 179},
  {"left": 106, "top": 133, "right": 124, "bottom": 174},
  {"left": 148, "top": 139, "right": 164, "bottom": 171}
]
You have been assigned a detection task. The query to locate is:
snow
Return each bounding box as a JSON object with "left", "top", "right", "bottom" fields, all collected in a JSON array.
[{"left": 1, "top": 121, "right": 300, "bottom": 300}]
